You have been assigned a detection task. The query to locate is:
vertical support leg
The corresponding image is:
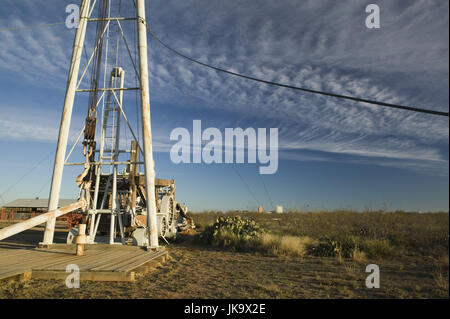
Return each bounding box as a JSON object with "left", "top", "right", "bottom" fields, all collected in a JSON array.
[
  {"left": 136, "top": 0, "right": 158, "bottom": 249},
  {"left": 109, "top": 213, "right": 116, "bottom": 244},
  {"left": 129, "top": 140, "right": 138, "bottom": 220},
  {"left": 42, "top": 0, "right": 91, "bottom": 245},
  {"left": 117, "top": 204, "right": 126, "bottom": 245}
]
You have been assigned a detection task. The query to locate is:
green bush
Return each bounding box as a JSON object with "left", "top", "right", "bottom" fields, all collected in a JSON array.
[
  {"left": 200, "top": 216, "right": 264, "bottom": 249},
  {"left": 363, "top": 239, "right": 393, "bottom": 258},
  {"left": 309, "top": 237, "right": 342, "bottom": 257},
  {"left": 309, "top": 236, "right": 361, "bottom": 258}
]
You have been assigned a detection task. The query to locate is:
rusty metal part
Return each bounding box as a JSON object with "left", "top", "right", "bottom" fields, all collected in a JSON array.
[
  {"left": 83, "top": 117, "right": 97, "bottom": 151},
  {"left": 75, "top": 159, "right": 91, "bottom": 187},
  {"left": 134, "top": 214, "right": 147, "bottom": 228},
  {"left": 82, "top": 0, "right": 108, "bottom": 153}
]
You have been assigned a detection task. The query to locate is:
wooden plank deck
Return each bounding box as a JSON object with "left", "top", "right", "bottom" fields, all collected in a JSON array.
[{"left": 0, "top": 245, "right": 167, "bottom": 283}]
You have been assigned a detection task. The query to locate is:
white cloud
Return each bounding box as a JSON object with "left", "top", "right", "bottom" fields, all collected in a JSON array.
[{"left": 0, "top": 0, "right": 448, "bottom": 176}]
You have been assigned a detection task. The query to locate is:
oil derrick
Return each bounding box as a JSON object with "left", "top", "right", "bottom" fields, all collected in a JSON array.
[
  {"left": 37, "top": 0, "right": 189, "bottom": 248},
  {"left": 0, "top": 0, "right": 192, "bottom": 248}
]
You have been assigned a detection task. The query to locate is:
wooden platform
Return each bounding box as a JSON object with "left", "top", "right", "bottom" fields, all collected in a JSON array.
[{"left": 0, "top": 244, "right": 167, "bottom": 283}]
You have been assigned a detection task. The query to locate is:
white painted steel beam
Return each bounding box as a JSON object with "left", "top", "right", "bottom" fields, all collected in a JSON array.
[
  {"left": 0, "top": 200, "right": 86, "bottom": 241},
  {"left": 43, "top": 0, "right": 91, "bottom": 245},
  {"left": 136, "top": 0, "right": 159, "bottom": 249}
]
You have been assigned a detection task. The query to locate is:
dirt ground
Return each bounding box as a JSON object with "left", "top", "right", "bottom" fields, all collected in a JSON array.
[{"left": 0, "top": 227, "right": 448, "bottom": 299}]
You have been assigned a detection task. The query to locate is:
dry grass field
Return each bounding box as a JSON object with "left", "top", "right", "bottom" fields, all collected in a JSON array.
[{"left": 0, "top": 211, "right": 448, "bottom": 299}]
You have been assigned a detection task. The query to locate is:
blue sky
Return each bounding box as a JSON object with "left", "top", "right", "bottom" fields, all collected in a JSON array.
[{"left": 0, "top": 0, "right": 448, "bottom": 212}]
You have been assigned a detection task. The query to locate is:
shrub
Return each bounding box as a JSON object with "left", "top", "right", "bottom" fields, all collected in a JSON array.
[
  {"left": 363, "top": 239, "right": 393, "bottom": 258},
  {"left": 309, "top": 236, "right": 365, "bottom": 259},
  {"left": 309, "top": 237, "right": 341, "bottom": 257},
  {"left": 200, "top": 216, "right": 264, "bottom": 249}
]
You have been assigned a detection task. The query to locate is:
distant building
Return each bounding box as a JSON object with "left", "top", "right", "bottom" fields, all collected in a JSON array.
[
  {"left": 1, "top": 198, "right": 77, "bottom": 220},
  {"left": 257, "top": 206, "right": 263, "bottom": 213},
  {"left": 276, "top": 205, "right": 283, "bottom": 214}
]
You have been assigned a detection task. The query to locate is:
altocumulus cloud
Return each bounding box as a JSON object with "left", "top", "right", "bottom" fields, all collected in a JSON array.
[{"left": 0, "top": 0, "right": 448, "bottom": 175}]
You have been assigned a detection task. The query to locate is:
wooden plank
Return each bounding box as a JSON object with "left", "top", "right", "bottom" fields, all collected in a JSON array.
[
  {"left": 126, "top": 259, "right": 162, "bottom": 274},
  {"left": 78, "top": 250, "right": 140, "bottom": 270},
  {"left": 0, "top": 249, "right": 78, "bottom": 269},
  {"left": 114, "top": 250, "right": 167, "bottom": 272},
  {"left": 42, "top": 252, "right": 117, "bottom": 271},
  {"left": 0, "top": 248, "right": 36, "bottom": 258},
  {"left": 0, "top": 267, "right": 27, "bottom": 278},
  {"left": 0, "top": 249, "right": 36, "bottom": 261},
  {"left": 0, "top": 251, "right": 126, "bottom": 282},
  {"left": 0, "top": 246, "right": 167, "bottom": 282},
  {"left": 88, "top": 250, "right": 143, "bottom": 271},
  {"left": 0, "top": 248, "right": 71, "bottom": 261},
  {"left": 32, "top": 250, "right": 114, "bottom": 271},
  {"left": 0, "top": 251, "right": 46, "bottom": 269},
  {"left": 32, "top": 270, "right": 135, "bottom": 282},
  {"left": 0, "top": 250, "right": 94, "bottom": 273},
  {"left": 93, "top": 251, "right": 153, "bottom": 271},
  {"left": 0, "top": 251, "right": 116, "bottom": 282},
  {"left": 0, "top": 269, "right": 32, "bottom": 283}
]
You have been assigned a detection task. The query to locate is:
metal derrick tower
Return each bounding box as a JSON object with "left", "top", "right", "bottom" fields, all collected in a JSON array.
[{"left": 42, "top": 0, "right": 160, "bottom": 249}]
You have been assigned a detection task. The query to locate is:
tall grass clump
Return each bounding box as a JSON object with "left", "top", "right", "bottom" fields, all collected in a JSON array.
[
  {"left": 362, "top": 239, "right": 393, "bottom": 258},
  {"left": 259, "top": 234, "right": 317, "bottom": 257},
  {"left": 351, "top": 246, "right": 367, "bottom": 263}
]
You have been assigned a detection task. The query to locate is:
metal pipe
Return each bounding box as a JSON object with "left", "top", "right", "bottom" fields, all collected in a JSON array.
[
  {"left": 65, "top": 161, "right": 144, "bottom": 166},
  {"left": 0, "top": 200, "right": 86, "bottom": 241},
  {"left": 111, "top": 90, "right": 144, "bottom": 156},
  {"left": 88, "top": 17, "right": 136, "bottom": 21},
  {"left": 43, "top": 0, "right": 91, "bottom": 245},
  {"left": 93, "top": 149, "right": 132, "bottom": 153},
  {"left": 136, "top": 0, "right": 159, "bottom": 249},
  {"left": 110, "top": 67, "right": 124, "bottom": 245},
  {"left": 76, "top": 87, "right": 139, "bottom": 92},
  {"left": 116, "top": 204, "right": 126, "bottom": 245},
  {"left": 109, "top": 212, "right": 116, "bottom": 244}
]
